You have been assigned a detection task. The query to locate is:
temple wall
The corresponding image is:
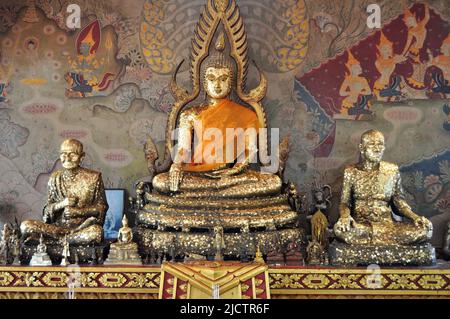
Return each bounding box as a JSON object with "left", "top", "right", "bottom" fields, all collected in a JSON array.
[{"left": 0, "top": 0, "right": 448, "bottom": 247}]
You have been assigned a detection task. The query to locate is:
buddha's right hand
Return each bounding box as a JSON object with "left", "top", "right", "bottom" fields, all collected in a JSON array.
[
  {"left": 335, "top": 216, "right": 355, "bottom": 233},
  {"left": 61, "top": 196, "right": 78, "bottom": 208},
  {"left": 169, "top": 163, "right": 183, "bottom": 192}
]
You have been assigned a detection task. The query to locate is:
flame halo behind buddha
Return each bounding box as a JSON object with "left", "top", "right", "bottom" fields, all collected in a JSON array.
[{"left": 134, "top": 0, "right": 305, "bottom": 257}]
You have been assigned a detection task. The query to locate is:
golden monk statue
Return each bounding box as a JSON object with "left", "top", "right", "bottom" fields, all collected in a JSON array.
[
  {"left": 134, "top": 0, "right": 303, "bottom": 259},
  {"left": 20, "top": 139, "right": 108, "bottom": 247},
  {"left": 331, "top": 130, "right": 434, "bottom": 265}
]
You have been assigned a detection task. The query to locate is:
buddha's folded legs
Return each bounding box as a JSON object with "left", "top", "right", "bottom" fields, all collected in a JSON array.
[
  {"left": 21, "top": 220, "right": 69, "bottom": 241},
  {"left": 387, "top": 221, "right": 433, "bottom": 245},
  {"left": 153, "top": 171, "right": 282, "bottom": 197},
  {"left": 333, "top": 220, "right": 372, "bottom": 245},
  {"left": 20, "top": 220, "right": 103, "bottom": 245},
  {"left": 334, "top": 219, "right": 433, "bottom": 245}
]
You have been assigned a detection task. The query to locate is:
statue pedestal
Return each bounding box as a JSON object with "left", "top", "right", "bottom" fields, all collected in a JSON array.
[
  {"left": 329, "top": 242, "right": 436, "bottom": 266},
  {"left": 160, "top": 261, "right": 269, "bottom": 299},
  {"left": 104, "top": 243, "right": 142, "bottom": 265},
  {"left": 30, "top": 253, "right": 52, "bottom": 266}
]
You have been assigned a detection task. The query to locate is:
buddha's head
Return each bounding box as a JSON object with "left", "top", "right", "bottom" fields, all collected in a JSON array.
[
  {"left": 122, "top": 215, "right": 129, "bottom": 228},
  {"left": 359, "top": 129, "right": 385, "bottom": 163},
  {"left": 60, "top": 139, "right": 85, "bottom": 170},
  {"left": 202, "top": 32, "right": 234, "bottom": 100}
]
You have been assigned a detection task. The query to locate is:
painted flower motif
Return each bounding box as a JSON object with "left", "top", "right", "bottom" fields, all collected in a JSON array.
[
  {"left": 45, "top": 50, "right": 54, "bottom": 59},
  {"left": 439, "top": 160, "right": 450, "bottom": 184},
  {"left": 2, "top": 38, "right": 12, "bottom": 48},
  {"left": 43, "top": 24, "right": 55, "bottom": 35},
  {"left": 56, "top": 34, "right": 67, "bottom": 45},
  {"left": 424, "top": 175, "right": 441, "bottom": 188},
  {"left": 435, "top": 199, "right": 450, "bottom": 214},
  {"left": 1, "top": 56, "right": 10, "bottom": 67},
  {"left": 114, "top": 86, "right": 137, "bottom": 112},
  {"left": 126, "top": 49, "right": 144, "bottom": 67},
  {"left": 102, "top": 12, "right": 120, "bottom": 26},
  {"left": 11, "top": 24, "right": 21, "bottom": 33}
]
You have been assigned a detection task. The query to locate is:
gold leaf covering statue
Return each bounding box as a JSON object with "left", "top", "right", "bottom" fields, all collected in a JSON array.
[
  {"left": 134, "top": 0, "right": 304, "bottom": 258},
  {"left": 20, "top": 139, "right": 108, "bottom": 251},
  {"left": 330, "top": 130, "right": 435, "bottom": 265}
]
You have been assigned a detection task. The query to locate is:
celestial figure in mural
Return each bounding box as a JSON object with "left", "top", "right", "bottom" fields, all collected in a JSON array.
[
  {"left": 338, "top": 50, "right": 372, "bottom": 116},
  {"left": 334, "top": 130, "right": 433, "bottom": 246},
  {"left": 20, "top": 139, "right": 108, "bottom": 246},
  {"left": 401, "top": 5, "right": 430, "bottom": 62},
  {"left": 427, "top": 33, "right": 450, "bottom": 97},
  {"left": 373, "top": 32, "right": 407, "bottom": 101},
  {"left": 66, "top": 20, "right": 114, "bottom": 97}
]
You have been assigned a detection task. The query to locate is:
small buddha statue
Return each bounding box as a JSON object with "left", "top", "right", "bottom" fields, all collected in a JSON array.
[
  {"left": 331, "top": 129, "right": 435, "bottom": 265},
  {"left": 104, "top": 215, "right": 142, "bottom": 265},
  {"left": 20, "top": 139, "right": 108, "bottom": 250},
  {"left": 30, "top": 235, "right": 52, "bottom": 266}
]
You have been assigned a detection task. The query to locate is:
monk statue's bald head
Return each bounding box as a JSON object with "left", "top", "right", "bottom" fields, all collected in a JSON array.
[
  {"left": 359, "top": 129, "right": 385, "bottom": 163},
  {"left": 59, "top": 139, "right": 85, "bottom": 170}
]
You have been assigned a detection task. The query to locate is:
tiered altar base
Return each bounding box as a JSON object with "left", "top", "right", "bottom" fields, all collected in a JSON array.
[{"left": 0, "top": 262, "right": 449, "bottom": 299}]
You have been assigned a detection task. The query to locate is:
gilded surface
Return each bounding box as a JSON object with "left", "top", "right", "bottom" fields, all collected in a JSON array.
[
  {"left": 20, "top": 140, "right": 108, "bottom": 247},
  {"left": 135, "top": 0, "right": 303, "bottom": 257},
  {"left": 0, "top": 266, "right": 448, "bottom": 298},
  {"left": 332, "top": 130, "right": 434, "bottom": 265}
]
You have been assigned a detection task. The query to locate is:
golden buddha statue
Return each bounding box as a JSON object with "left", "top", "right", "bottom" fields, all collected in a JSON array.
[
  {"left": 330, "top": 130, "right": 435, "bottom": 265},
  {"left": 134, "top": 0, "right": 303, "bottom": 258},
  {"left": 20, "top": 139, "right": 108, "bottom": 250},
  {"left": 105, "top": 215, "right": 142, "bottom": 265}
]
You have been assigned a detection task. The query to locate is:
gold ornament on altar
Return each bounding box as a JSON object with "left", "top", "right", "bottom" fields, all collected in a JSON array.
[
  {"left": 330, "top": 130, "right": 435, "bottom": 266},
  {"left": 134, "top": 0, "right": 304, "bottom": 258},
  {"left": 20, "top": 139, "right": 108, "bottom": 260},
  {"left": 306, "top": 184, "right": 331, "bottom": 265}
]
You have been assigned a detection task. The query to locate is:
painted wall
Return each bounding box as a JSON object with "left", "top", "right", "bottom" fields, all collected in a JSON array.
[{"left": 0, "top": 0, "right": 448, "bottom": 247}]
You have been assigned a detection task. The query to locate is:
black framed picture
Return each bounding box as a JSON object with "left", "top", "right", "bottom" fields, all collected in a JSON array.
[{"left": 103, "top": 189, "right": 125, "bottom": 240}]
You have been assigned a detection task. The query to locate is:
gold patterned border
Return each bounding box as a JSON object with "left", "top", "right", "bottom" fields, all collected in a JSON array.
[
  {"left": 0, "top": 266, "right": 161, "bottom": 294},
  {"left": 268, "top": 268, "right": 450, "bottom": 296},
  {"left": 0, "top": 266, "right": 449, "bottom": 298}
]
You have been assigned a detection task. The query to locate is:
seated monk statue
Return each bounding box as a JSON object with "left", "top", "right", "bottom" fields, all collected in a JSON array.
[
  {"left": 331, "top": 130, "right": 434, "bottom": 265},
  {"left": 135, "top": 30, "right": 302, "bottom": 257},
  {"left": 21, "top": 139, "right": 108, "bottom": 246}
]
